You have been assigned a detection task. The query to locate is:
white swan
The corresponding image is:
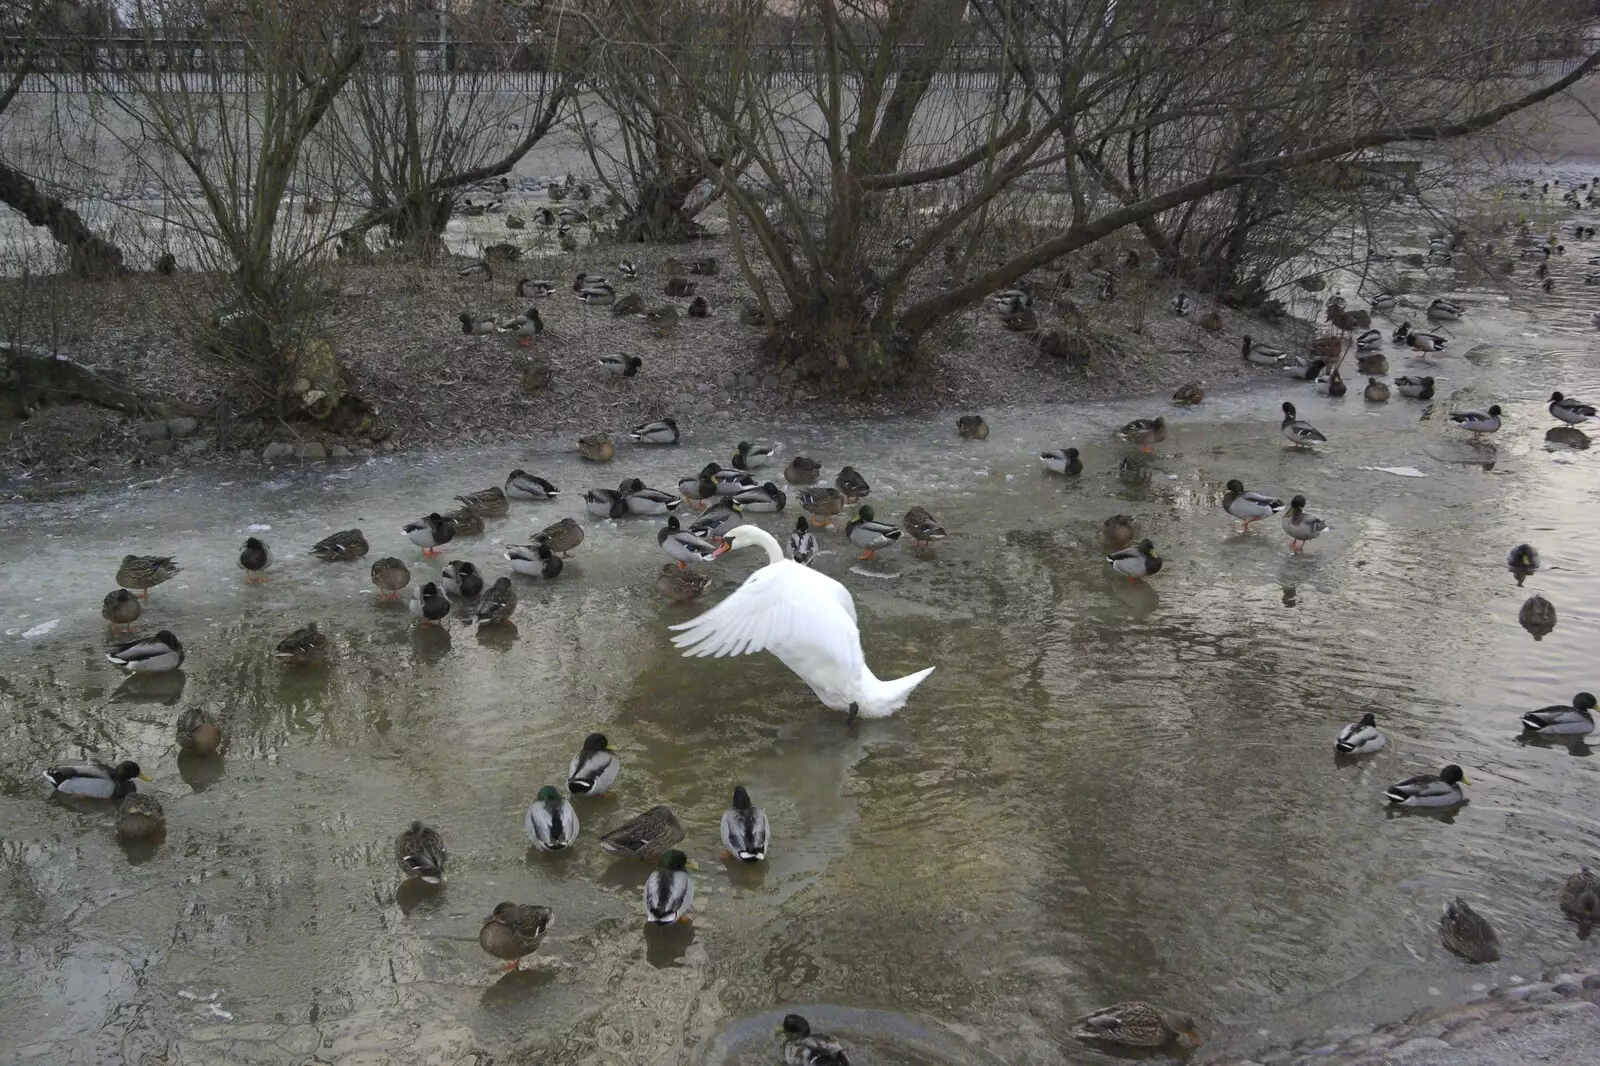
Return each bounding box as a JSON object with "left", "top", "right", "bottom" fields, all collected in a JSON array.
[{"left": 668, "top": 525, "right": 935, "bottom": 719}]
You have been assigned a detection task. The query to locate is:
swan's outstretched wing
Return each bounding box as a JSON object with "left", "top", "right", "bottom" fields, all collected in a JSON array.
[{"left": 668, "top": 560, "right": 865, "bottom": 675}]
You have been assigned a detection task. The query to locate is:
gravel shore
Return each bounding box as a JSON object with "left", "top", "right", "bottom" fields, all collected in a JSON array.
[{"left": 1212, "top": 964, "right": 1600, "bottom": 1066}]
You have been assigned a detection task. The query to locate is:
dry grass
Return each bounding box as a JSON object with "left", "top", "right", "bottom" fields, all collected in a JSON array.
[{"left": 0, "top": 235, "right": 1307, "bottom": 481}]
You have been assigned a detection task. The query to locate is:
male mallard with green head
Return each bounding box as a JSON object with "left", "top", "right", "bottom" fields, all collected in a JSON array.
[
  {"left": 107, "top": 630, "right": 185, "bottom": 673},
  {"left": 568, "top": 732, "right": 620, "bottom": 795},
  {"left": 846, "top": 505, "right": 901, "bottom": 560},
  {"left": 43, "top": 759, "right": 147, "bottom": 799},
  {"left": 643, "top": 849, "right": 696, "bottom": 924},
  {"left": 238, "top": 537, "right": 272, "bottom": 583},
  {"left": 1107, "top": 539, "right": 1161, "bottom": 581}
]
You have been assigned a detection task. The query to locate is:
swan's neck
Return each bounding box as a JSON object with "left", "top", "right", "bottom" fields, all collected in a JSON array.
[{"left": 740, "top": 525, "right": 785, "bottom": 564}]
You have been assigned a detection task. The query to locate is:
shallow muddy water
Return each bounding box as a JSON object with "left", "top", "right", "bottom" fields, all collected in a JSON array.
[{"left": 4, "top": 230, "right": 1600, "bottom": 1065}]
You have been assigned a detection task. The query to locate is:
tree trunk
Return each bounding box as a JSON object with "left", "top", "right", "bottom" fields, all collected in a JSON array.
[
  {"left": 1, "top": 342, "right": 179, "bottom": 420},
  {"left": 0, "top": 162, "right": 127, "bottom": 279},
  {"left": 615, "top": 171, "right": 711, "bottom": 243},
  {"left": 764, "top": 293, "right": 919, "bottom": 392}
]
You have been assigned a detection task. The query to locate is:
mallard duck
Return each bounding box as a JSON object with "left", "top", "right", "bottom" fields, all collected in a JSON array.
[
  {"left": 630, "top": 418, "right": 680, "bottom": 445},
  {"left": 505, "top": 543, "right": 564, "bottom": 579},
  {"left": 1222, "top": 479, "right": 1284, "bottom": 528},
  {"left": 577, "top": 284, "right": 616, "bottom": 304},
  {"left": 566, "top": 732, "right": 619, "bottom": 795},
  {"left": 1073, "top": 1002, "right": 1201, "bottom": 1050},
  {"left": 370, "top": 557, "right": 410, "bottom": 599},
  {"left": 739, "top": 302, "right": 767, "bottom": 326},
  {"left": 1199, "top": 308, "right": 1223, "bottom": 332},
  {"left": 1041, "top": 447, "right": 1082, "bottom": 475},
  {"left": 1172, "top": 382, "right": 1204, "bottom": 405},
  {"left": 664, "top": 276, "right": 696, "bottom": 297},
  {"left": 901, "top": 506, "right": 946, "bottom": 548},
  {"left": 691, "top": 499, "right": 741, "bottom": 541},
  {"left": 1279, "top": 355, "right": 1324, "bottom": 380},
  {"left": 1440, "top": 898, "right": 1500, "bottom": 962},
  {"left": 1385, "top": 764, "right": 1467, "bottom": 807},
  {"left": 584, "top": 487, "right": 628, "bottom": 519},
  {"left": 114, "top": 792, "right": 166, "bottom": 842},
  {"left": 643, "top": 305, "right": 680, "bottom": 330},
  {"left": 102, "top": 589, "right": 141, "bottom": 631},
  {"left": 1407, "top": 328, "right": 1449, "bottom": 353},
  {"left": 656, "top": 562, "right": 710, "bottom": 602},
  {"left": 1549, "top": 391, "right": 1597, "bottom": 424},
  {"left": 801, "top": 487, "right": 846, "bottom": 527},
  {"left": 846, "top": 505, "right": 901, "bottom": 560},
  {"left": 713, "top": 468, "right": 756, "bottom": 496},
  {"left": 601, "top": 805, "right": 685, "bottom": 859},
  {"left": 1336, "top": 711, "right": 1387, "bottom": 754},
  {"left": 237, "top": 537, "right": 272, "bottom": 583},
  {"left": 395, "top": 820, "right": 447, "bottom": 883},
  {"left": 309, "top": 528, "right": 368, "bottom": 561},
  {"left": 788, "top": 516, "right": 819, "bottom": 565},
  {"left": 1395, "top": 375, "right": 1435, "bottom": 400},
  {"left": 43, "top": 759, "right": 146, "bottom": 799},
  {"left": 410, "top": 582, "right": 450, "bottom": 626},
  {"left": 1117, "top": 416, "right": 1166, "bottom": 453},
  {"left": 1283, "top": 495, "right": 1331, "bottom": 551},
  {"left": 687, "top": 296, "right": 710, "bottom": 318},
  {"left": 620, "top": 478, "right": 683, "bottom": 515},
  {"left": 1368, "top": 289, "right": 1398, "bottom": 311},
  {"left": 476, "top": 577, "right": 518, "bottom": 625},
  {"left": 107, "top": 630, "right": 184, "bottom": 672},
  {"left": 460, "top": 312, "right": 497, "bottom": 335},
  {"left": 1107, "top": 538, "right": 1161, "bottom": 580},
  {"left": 117, "top": 554, "right": 180, "bottom": 598},
  {"left": 957, "top": 414, "right": 990, "bottom": 439},
  {"left": 446, "top": 506, "right": 485, "bottom": 537},
  {"left": 500, "top": 307, "right": 545, "bottom": 345},
  {"left": 455, "top": 487, "right": 510, "bottom": 518},
  {"left": 600, "top": 353, "right": 642, "bottom": 377},
  {"left": 518, "top": 278, "right": 557, "bottom": 299},
  {"left": 525, "top": 785, "right": 579, "bottom": 851},
  {"left": 1450, "top": 405, "right": 1502, "bottom": 435},
  {"left": 176, "top": 706, "right": 223, "bottom": 755},
  {"left": 676, "top": 462, "right": 722, "bottom": 506},
  {"left": 505, "top": 470, "right": 559, "bottom": 501},
  {"left": 721, "top": 785, "right": 769, "bottom": 862},
  {"left": 1508, "top": 543, "right": 1539, "bottom": 579},
  {"left": 732, "top": 441, "right": 774, "bottom": 470},
  {"left": 1103, "top": 514, "right": 1136, "bottom": 551},
  {"left": 441, "top": 561, "right": 484, "bottom": 599},
  {"left": 611, "top": 295, "right": 646, "bottom": 318},
  {"left": 479, "top": 902, "right": 552, "bottom": 970},
  {"left": 731, "top": 482, "right": 786, "bottom": 513},
  {"left": 779, "top": 1014, "right": 849, "bottom": 1065},
  {"left": 579, "top": 433, "right": 616, "bottom": 461},
  {"left": 1169, "top": 292, "right": 1192, "bottom": 316},
  {"left": 835, "top": 466, "right": 871, "bottom": 501},
  {"left": 403, "top": 512, "right": 456, "bottom": 557},
  {"left": 1355, "top": 329, "right": 1384, "bottom": 353},
  {"left": 1519, "top": 594, "right": 1556, "bottom": 640},
  {"left": 1117, "top": 455, "right": 1151, "bottom": 486},
  {"left": 784, "top": 455, "right": 822, "bottom": 485},
  {"left": 1364, "top": 377, "right": 1390, "bottom": 402},
  {"left": 1521, "top": 692, "right": 1597, "bottom": 737},
  {"left": 659, "top": 516, "right": 720, "bottom": 566},
  {"left": 643, "top": 849, "right": 696, "bottom": 924},
  {"left": 1242, "top": 335, "right": 1285, "bottom": 365},
  {"left": 1316, "top": 368, "right": 1348, "bottom": 397},
  {"left": 534, "top": 517, "right": 585, "bottom": 555},
  {"left": 1560, "top": 867, "right": 1600, "bottom": 931},
  {"left": 1280, "top": 402, "right": 1327, "bottom": 447},
  {"left": 1427, "top": 297, "right": 1465, "bottom": 321},
  {"left": 275, "top": 622, "right": 329, "bottom": 665}
]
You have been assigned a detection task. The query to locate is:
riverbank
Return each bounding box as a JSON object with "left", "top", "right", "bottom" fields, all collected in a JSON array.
[
  {"left": 0, "top": 234, "right": 1303, "bottom": 487},
  {"left": 1213, "top": 963, "right": 1600, "bottom": 1066}
]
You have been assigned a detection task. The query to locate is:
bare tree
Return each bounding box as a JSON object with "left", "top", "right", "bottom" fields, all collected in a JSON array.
[
  {"left": 573, "top": 0, "right": 1597, "bottom": 389},
  {"left": 99, "top": 0, "right": 365, "bottom": 419},
  {"left": 323, "top": 0, "right": 575, "bottom": 256}
]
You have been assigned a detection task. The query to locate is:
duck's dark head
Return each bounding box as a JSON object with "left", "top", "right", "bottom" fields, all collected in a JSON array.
[
  {"left": 536, "top": 785, "right": 561, "bottom": 804},
  {"left": 1289, "top": 495, "right": 1307, "bottom": 509},
  {"left": 1575, "top": 692, "right": 1598, "bottom": 712},
  {"left": 856, "top": 504, "right": 876, "bottom": 522},
  {"left": 581, "top": 732, "right": 612, "bottom": 753},
  {"left": 1137, "top": 538, "right": 1156, "bottom": 554},
  {"left": 1487, "top": 405, "right": 1503, "bottom": 417},
  {"left": 1439, "top": 764, "right": 1467, "bottom": 784},
  {"left": 1359, "top": 711, "right": 1377, "bottom": 727},
  {"left": 1225, "top": 478, "right": 1244, "bottom": 493},
  {"left": 1282, "top": 401, "right": 1296, "bottom": 418},
  {"left": 113, "top": 760, "right": 144, "bottom": 781},
  {"left": 658, "top": 849, "right": 695, "bottom": 872},
  {"left": 732, "top": 785, "right": 752, "bottom": 809},
  {"left": 780, "top": 1014, "right": 812, "bottom": 1038},
  {"left": 154, "top": 630, "right": 181, "bottom": 647}
]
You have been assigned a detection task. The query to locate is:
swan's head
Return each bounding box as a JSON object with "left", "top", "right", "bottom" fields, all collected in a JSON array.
[{"left": 712, "top": 524, "right": 767, "bottom": 557}]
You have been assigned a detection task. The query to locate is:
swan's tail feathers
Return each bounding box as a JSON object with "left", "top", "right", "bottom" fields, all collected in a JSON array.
[{"left": 861, "top": 666, "right": 935, "bottom": 716}]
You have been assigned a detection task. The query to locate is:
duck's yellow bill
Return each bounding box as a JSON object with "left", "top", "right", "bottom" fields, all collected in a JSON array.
[{"left": 138, "top": 773, "right": 152, "bottom": 781}]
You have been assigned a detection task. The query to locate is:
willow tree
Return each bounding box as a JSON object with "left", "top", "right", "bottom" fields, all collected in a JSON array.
[
  {"left": 103, "top": 0, "right": 366, "bottom": 417},
  {"left": 323, "top": 0, "right": 577, "bottom": 255},
  {"left": 577, "top": 0, "right": 1597, "bottom": 390}
]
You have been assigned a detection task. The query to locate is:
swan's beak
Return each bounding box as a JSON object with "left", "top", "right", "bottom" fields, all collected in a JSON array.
[{"left": 711, "top": 543, "right": 732, "bottom": 557}]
